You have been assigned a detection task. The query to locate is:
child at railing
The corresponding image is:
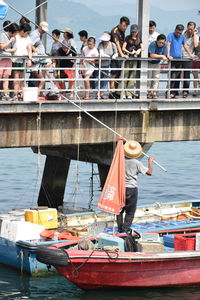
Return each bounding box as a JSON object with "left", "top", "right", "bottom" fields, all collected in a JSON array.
[{"left": 80, "top": 37, "right": 99, "bottom": 100}]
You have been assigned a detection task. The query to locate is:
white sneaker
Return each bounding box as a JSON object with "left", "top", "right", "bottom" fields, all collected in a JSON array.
[
  {"left": 2, "top": 94, "right": 11, "bottom": 101},
  {"left": 127, "top": 95, "right": 132, "bottom": 99}
]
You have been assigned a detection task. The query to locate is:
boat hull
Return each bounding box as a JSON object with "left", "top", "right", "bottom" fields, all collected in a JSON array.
[
  {"left": 56, "top": 250, "right": 200, "bottom": 290},
  {"left": 0, "top": 237, "right": 61, "bottom": 276}
]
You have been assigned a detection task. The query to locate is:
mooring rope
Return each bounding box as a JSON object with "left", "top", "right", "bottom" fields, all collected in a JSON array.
[{"left": 36, "top": 102, "right": 42, "bottom": 181}]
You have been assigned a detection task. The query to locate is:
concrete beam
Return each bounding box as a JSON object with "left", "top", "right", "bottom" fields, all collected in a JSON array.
[
  {"left": 0, "top": 100, "right": 200, "bottom": 148},
  {"left": 32, "top": 143, "right": 153, "bottom": 166}
]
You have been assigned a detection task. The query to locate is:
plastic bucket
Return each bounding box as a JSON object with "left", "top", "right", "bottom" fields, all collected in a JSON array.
[{"left": 23, "top": 87, "right": 39, "bottom": 102}]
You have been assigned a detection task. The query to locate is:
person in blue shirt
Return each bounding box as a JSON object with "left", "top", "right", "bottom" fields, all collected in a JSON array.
[
  {"left": 148, "top": 34, "right": 168, "bottom": 99},
  {"left": 167, "top": 24, "right": 194, "bottom": 98}
]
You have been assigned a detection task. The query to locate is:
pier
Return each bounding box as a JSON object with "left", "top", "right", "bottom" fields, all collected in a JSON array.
[{"left": 0, "top": 90, "right": 200, "bottom": 207}]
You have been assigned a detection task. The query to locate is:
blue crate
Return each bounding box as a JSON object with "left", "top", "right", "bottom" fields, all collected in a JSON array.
[
  {"left": 163, "top": 234, "right": 174, "bottom": 248},
  {"left": 98, "top": 234, "right": 125, "bottom": 251}
]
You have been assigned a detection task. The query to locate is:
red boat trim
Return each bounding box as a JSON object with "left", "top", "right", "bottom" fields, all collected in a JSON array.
[{"left": 66, "top": 249, "right": 200, "bottom": 261}]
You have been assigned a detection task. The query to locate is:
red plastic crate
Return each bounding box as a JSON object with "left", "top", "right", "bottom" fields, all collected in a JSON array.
[{"left": 174, "top": 233, "right": 196, "bottom": 251}]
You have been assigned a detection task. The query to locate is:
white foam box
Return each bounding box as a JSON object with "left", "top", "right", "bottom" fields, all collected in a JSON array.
[{"left": 1, "top": 220, "right": 44, "bottom": 242}]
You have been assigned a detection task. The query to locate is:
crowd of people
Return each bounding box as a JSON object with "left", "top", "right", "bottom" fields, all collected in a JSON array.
[{"left": 0, "top": 15, "right": 199, "bottom": 101}]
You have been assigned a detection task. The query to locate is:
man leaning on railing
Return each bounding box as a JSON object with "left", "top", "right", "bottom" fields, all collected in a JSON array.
[
  {"left": 167, "top": 24, "right": 195, "bottom": 99},
  {"left": 148, "top": 34, "right": 168, "bottom": 99}
]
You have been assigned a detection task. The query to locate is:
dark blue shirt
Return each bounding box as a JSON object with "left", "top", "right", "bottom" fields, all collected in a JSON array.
[
  {"left": 167, "top": 32, "right": 185, "bottom": 58},
  {"left": 148, "top": 41, "right": 168, "bottom": 64}
]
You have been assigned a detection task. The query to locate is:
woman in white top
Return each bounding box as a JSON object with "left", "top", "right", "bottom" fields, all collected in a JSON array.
[
  {"left": 80, "top": 37, "right": 99, "bottom": 99},
  {"left": 95, "top": 32, "right": 118, "bottom": 99},
  {"left": 13, "top": 23, "right": 32, "bottom": 100}
]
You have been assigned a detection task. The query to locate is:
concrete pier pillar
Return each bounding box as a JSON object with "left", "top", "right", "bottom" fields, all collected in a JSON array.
[
  {"left": 98, "top": 164, "right": 110, "bottom": 189},
  {"left": 35, "top": 0, "right": 48, "bottom": 49},
  {"left": 38, "top": 156, "right": 70, "bottom": 208}
]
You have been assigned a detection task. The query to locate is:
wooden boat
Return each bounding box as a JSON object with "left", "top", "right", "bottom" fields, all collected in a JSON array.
[
  {"left": 1, "top": 199, "right": 200, "bottom": 275},
  {"left": 36, "top": 230, "right": 200, "bottom": 290}
]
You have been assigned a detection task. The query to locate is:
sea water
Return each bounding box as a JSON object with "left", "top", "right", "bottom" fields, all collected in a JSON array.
[{"left": 0, "top": 141, "right": 200, "bottom": 299}]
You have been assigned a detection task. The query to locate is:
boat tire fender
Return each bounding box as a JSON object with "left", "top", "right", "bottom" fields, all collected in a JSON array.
[{"left": 36, "top": 246, "right": 69, "bottom": 267}]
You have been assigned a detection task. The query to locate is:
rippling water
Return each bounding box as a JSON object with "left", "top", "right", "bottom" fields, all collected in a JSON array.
[{"left": 0, "top": 141, "right": 200, "bottom": 299}]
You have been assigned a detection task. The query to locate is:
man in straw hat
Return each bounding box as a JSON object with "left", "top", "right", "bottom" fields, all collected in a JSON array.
[{"left": 117, "top": 140, "right": 154, "bottom": 233}]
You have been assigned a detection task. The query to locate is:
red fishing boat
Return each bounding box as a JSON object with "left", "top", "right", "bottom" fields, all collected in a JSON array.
[
  {"left": 36, "top": 139, "right": 200, "bottom": 290},
  {"left": 36, "top": 234, "right": 200, "bottom": 290}
]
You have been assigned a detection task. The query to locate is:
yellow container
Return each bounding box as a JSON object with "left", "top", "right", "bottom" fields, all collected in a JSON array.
[{"left": 25, "top": 208, "right": 58, "bottom": 229}]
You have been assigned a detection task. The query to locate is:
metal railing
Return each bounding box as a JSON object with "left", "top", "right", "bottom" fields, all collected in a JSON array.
[{"left": 0, "top": 55, "right": 199, "bottom": 101}]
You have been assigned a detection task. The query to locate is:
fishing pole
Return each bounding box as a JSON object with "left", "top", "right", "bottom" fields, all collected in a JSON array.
[{"left": 58, "top": 93, "right": 167, "bottom": 172}]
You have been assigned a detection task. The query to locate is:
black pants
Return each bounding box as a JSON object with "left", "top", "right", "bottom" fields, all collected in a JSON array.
[
  {"left": 182, "top": 61, "right": 192, "bottom": 93},
  {"left": 170, "top": 61, "right": 184, "bottom": 96},
  {"left": 116, "top": 187, "right": 138, "bottom": 232}
]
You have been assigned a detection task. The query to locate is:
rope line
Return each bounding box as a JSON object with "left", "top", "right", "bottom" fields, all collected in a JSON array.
[
  {"left": 55, "top": 93, "right": 167, "bottom": 172},
  {"left": 36, "top": 102, "right": 42, "bottom": 181},
  {"left": 2, "top": 0, "right": 48, "bottom": 33}
]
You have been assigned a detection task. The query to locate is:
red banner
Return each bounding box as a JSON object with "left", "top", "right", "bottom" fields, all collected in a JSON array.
[{"left": 98, "top": 138, "right": 126, "bottom": 215}]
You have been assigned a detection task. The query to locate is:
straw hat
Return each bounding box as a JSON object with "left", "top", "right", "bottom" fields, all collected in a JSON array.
[
  {"left": 39, "top": 21, "right": 49, "bottom": 32},
  {"left": 61, "top": 27, "right": 73, "bottom": 34},
  {"left": 124, "top": 140, "right": 142, "bottom": 158},
  {"left": 99, "top": 32, "right": 111, "bottom": 42}
]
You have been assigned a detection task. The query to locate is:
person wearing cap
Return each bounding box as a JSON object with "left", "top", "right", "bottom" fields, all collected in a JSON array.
[
  {"left": 59, "top": 28, "right": 77, "bottom": 98},
  {"left": 30, "top": 21, "right": 49, "bottom": 55},
  {"left": 30, "top": 21, "right": 49, "bottom": 95},
  {"left": 121, "top": 24, "right": 143, "bottom": 99},
  {"left": 116, "top": 141, "right": 154, "bottom": 233},
  {"left": 93, "top": 32, "right": 118, "bottom": 99},
  {"left": 110, "top": 16, "right": 130, "bottom": 98},
  {"left": 56, "top": 39, "right": 77, "bottom": 98},
  {"left": 61, "top": 28, "right": 77, "bottom": 53}
]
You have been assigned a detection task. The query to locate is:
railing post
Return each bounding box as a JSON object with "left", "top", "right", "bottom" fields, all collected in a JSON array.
[
  {"left": 120, "top": 59, "right": 125, "bottom": 99},
  {"left": 137, "top": 0, "right": 150, "bottom": 99},
  {"left": 74, "top": 58, "right": 78, "bottom": 101},
  {"left": 167, "top": 60, "right": 171, "bottom": 98},
  {"left": 97, "top": 56, "right": 102, "bottom": 100},
  {"left": 23, "top": 58, "right": 26, "bottom": 92}
]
